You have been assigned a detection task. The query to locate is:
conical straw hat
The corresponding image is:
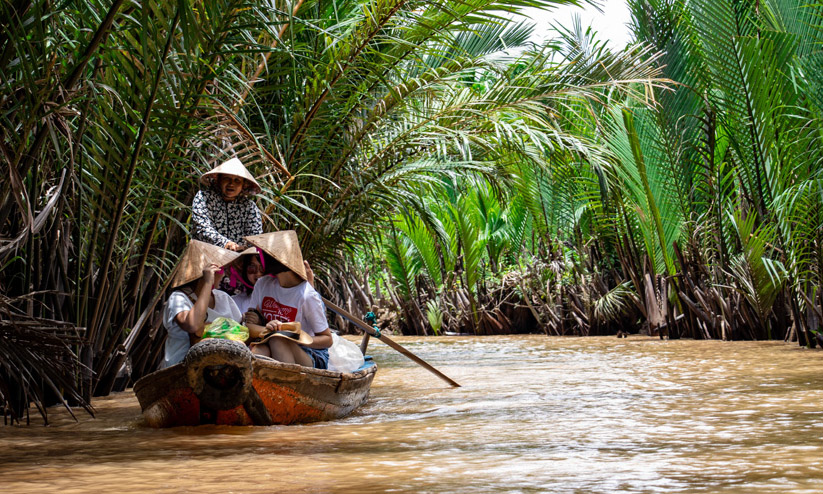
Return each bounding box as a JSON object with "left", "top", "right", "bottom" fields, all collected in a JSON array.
[
  {"left": 170, "top": 240, "right": 242, "bottom": 288},
  {"left": 249, "top": 321, "right": 313, "bottom": 347},
  {"left": 244, "top": 230, "right": 307, "bottom": 281},
  {"left": 200, "top": 157, "right": 262, "bottom": 195}
]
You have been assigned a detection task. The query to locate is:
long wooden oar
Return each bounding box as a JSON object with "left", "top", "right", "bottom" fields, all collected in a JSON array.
[{"left": 322, "top": 297, "right": 461, "bottom": 388}]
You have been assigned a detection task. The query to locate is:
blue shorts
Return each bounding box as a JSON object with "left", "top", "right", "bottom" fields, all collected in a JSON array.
[{"left": 301, "top": 347, "right": 329, "bottom": 369}]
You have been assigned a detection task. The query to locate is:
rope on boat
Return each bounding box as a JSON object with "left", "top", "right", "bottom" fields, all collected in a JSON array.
[{"left": 364, "top": 312, "right": 381, "bottom": 338}]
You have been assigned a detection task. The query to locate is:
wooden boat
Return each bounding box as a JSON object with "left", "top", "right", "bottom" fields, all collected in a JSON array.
[{"left": 134, "top": 338, "right": 377, "bottom": 427}]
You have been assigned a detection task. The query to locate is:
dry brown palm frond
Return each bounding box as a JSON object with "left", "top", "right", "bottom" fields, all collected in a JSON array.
[
  {"left": 199, "top": 108, "right": 290, "bottom": 182},
  {"left": 0, "top": 293, "right": 93, "bottom": 425}
]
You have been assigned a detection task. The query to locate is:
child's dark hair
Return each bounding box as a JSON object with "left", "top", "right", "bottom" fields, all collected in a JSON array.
[
  {"left": 236, "top": 255, "right": 255, "bottom": 286},
  {"left": 262, "top": 252, "right": 289, "bottom": 275}
]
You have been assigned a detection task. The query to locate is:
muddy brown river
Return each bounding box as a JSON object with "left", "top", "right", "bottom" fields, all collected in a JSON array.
[{"left": 2, "top": 335, "right": 823, "bottom": 493}]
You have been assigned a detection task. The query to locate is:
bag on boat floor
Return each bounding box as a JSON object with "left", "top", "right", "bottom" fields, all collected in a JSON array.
[
  {"left": 203, "top": 317, "right": 249, "bottom": 342},
  {"left": 328, "top": 332, "right": 365, "bottom": 373}
]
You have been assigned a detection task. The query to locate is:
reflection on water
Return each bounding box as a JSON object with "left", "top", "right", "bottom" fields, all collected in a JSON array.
[{"left": 2, "top": 336, "right": 823, "bottom": 493}]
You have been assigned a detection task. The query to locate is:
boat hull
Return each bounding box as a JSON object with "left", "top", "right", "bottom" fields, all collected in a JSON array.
[{"left": 134, "top": 340, "right": 376, "bottom": 427}]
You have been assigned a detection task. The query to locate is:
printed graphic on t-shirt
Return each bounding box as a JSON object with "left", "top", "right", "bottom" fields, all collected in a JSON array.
[{"left": 261, "top": 297, "right": 297, "bottom": 322}]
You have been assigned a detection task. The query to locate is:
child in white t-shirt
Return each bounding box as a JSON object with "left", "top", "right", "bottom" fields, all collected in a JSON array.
[
  {"left": 160, "top": 241, "right": 242, "bottom": 368},
  {"left": 243, "top": 231, "right": 332, "bottom": 369}
]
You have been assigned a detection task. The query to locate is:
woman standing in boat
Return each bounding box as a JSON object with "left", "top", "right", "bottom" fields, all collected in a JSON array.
[
  {"left": 161, "top": 241, "right": 243, "bottom": 369},
  {"left": 192, "top": 157, "right": 263, "bottom": 252},
  {"left": 243, "top": 231, "right": 332, "bottom": 369}
]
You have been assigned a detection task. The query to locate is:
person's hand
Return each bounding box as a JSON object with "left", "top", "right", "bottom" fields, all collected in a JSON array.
[
  {"left": 304, "top": 260, "right": 315, "bottom": 287},
  {"left": 245, "top": 310, "right": 261, "bottom": 325},
  {"left": 202, "top": 263, "right": 221, "bottom": 285},
  {"left": 225, "top": 241, "right": 241, "bottom": 251},
  {"left": 264, "top": 319, "right": 283, "bottom": 333}
]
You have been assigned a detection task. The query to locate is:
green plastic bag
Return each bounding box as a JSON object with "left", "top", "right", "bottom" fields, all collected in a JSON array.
[{"left": 203, "top": 317, "right": 249, "bottom": 342}]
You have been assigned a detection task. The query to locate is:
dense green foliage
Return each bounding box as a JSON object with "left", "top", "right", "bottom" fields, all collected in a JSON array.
[
  {"left": 2, "top": 0, "right": 820, "bottom": 424},
  {"left": 376, "top": 0, "right": 823, "bottom": 344},
  {"left": 1, "top": 0, "right": 652, "bottom": 423}
]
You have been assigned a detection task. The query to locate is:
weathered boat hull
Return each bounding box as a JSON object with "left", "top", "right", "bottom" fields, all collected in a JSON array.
[{"left": 134, "top": 340, "right": 376, "bottom": 427}]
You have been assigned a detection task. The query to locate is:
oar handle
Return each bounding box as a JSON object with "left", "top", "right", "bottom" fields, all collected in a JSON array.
[{"left": 322, "top": 297, "right": 461, "bottom": 388}]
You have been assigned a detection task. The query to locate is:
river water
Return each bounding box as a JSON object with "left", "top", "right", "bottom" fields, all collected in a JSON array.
[{"left": 2, "top": 335, "right": 823, "bottom": 493}]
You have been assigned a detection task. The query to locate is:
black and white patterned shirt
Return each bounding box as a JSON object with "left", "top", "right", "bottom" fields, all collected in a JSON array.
[{"left": 191, "top": 188, "right": 263, "bottom": 248}]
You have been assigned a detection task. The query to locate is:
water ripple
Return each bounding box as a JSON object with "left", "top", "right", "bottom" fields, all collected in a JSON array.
[{"left": 2, "top": 336, "right": 823, "bottom": 493}]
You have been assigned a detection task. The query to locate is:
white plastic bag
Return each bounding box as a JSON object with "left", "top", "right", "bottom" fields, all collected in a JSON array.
[{"left": 327, "top": 332, "right": 365, "bottom": 372}]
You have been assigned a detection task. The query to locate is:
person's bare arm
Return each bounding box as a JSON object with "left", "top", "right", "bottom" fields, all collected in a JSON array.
[
  {"left": 308, "top": 328, "right": 333, "bottom": 349},
  {"left": 245, "top": 311, "right": 286, "bottom": 339},
  {"left": 304, "top": 261, "right": 315, "bottom": 288},
  {"left": 244, "top": 310, "right": 269, "bottom": 338},
  {"left": 247, "top": 319, "right": 287, "bottom": 339},
  {"left": 174, "top": 264, "right": 218, "bottom": 337},
  {"left": 246, "top": 322, "right": 268, "bottom": 339}
]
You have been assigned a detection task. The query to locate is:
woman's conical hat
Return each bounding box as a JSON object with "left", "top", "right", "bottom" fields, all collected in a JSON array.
[
  {"left": 200, "top": 157, "right": 262, "bottom": 195},
  {"left": 170, "top": 240, "right": 242, "bottom": 288},
  {"left": 244, "top": 230, "right": 307, "bottom": 281}
]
